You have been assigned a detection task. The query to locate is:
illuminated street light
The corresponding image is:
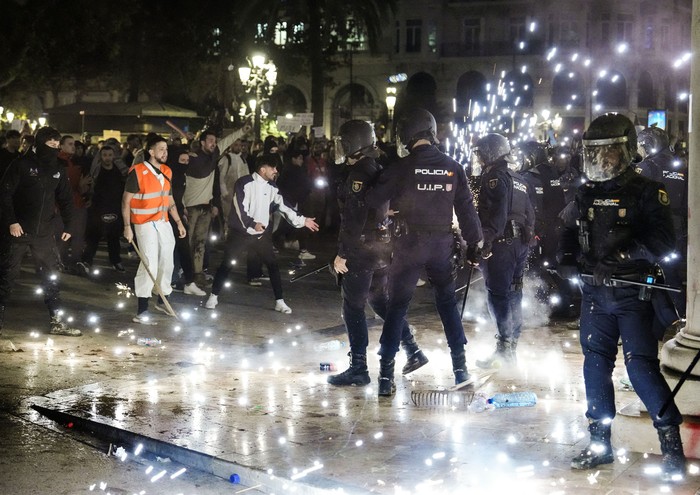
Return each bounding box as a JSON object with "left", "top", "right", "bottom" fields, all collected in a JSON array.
[
  {"left": 238, "top": 54, "right": 277, "bottom": 140},
  {"left": 385, "top": 86, "right": 397, "bottom": 140}
]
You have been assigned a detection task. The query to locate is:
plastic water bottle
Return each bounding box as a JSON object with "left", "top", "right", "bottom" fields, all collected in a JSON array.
[
  {"left": 488, "top": 391, "right": 537, "bottom": 409},
  {"left": 313, "top": 339, "right": 345, "bottom": 352},
  {"left": 137, "top": 337, "right": 161, "bottom": 347},
  {"left": 468, "top": 393, "right": 492, "bottom": 413}
]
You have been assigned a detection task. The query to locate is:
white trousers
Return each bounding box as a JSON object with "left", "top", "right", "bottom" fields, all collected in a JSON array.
[{"left": 133, "top": 221, "right": 175, "bottom": 299}]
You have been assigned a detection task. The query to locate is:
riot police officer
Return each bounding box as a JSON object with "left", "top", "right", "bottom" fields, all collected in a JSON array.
[
  {"left": 518, "top": 140, "right": 577, "bottom": 317},
  {"left": 328, "top": 120, "right": 428, "bottom": 387},
  {"left": 473, "top": 134, "right": 534, "bottom": 367},
  {"left": 366, "top": 108, "right": 483, "bottom": 396},
  {"left": 557, "top": 114, "right": 685, "bottom": 480},
  {"left": 635, "top": 126, "right": 687, "bottom": 320}
]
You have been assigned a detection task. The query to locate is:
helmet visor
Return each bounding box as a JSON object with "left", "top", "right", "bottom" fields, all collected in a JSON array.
[
  {"left": 333, "top": 136, "right": 346, "bottom": 164},
  {"left": 582, "top": 140, "right": 630, "bottom": 181},
  {"left": 396, "top": 134, "right": 410, "bottom": 158},
  {"left": 470, "top": 151, "right": 484, "bottom": 176}
]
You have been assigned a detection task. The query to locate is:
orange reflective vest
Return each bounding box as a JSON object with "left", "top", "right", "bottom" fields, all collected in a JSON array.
[{"left": 129, "top": 162, "right": 172, "bottom": 224}]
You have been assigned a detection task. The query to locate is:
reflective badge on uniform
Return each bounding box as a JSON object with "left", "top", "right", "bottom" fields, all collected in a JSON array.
[
  {"left": 446, "top": 184, "right": 453, "bottom": 192},
  {"left": 587, "top": 207, "right": 594, "bottom": 221},
  {"left": 618, "top": 208, "right": 626, "bottom": 218},
  {"left": 352, "top": 181, "right": 363, "bottom": 193},
  {"left": 489, "top": 178, "right": 498, "bottom": 189},
  {"left": 658, "top": 189, "right": 670, "bottom": 206}
]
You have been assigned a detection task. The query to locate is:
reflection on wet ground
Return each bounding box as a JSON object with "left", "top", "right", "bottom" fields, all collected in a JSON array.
[{"left": 5, "top": 252, "right": 699, "bottom": 494}]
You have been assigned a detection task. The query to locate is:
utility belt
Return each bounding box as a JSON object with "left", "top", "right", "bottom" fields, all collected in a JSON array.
[
  {"left": 583, "top": 263, "right": 663, "bottom": 301},
  {"left": 391, "top": 218, "right": 451, "bottom": 238},
  {"left": 495, "top": 220, "right": 523, "bottom": 244}
]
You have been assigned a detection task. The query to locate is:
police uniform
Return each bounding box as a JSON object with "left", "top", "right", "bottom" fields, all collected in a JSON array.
[
  {"left": 367, "top": 144, "right": 482, "bottom": 366},
  {"left": 336, "top": 157, "right": 420, "bottom": 361},
  {"left": 635, "top": 149, "right": 687, "bottom": 317},
  {"left": 559, "top": 167, "right": 681, "bottom": 430},
  {"left": 478, "top": 159, "right": 534, "bottom": 353},
  {"left": 523, "top": 162, "right": 578, "bottom": 316}
]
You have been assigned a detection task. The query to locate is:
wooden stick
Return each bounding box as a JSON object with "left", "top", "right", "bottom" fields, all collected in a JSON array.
[{"left": 129, "top": 240, "right": 179, "bottom": 320}]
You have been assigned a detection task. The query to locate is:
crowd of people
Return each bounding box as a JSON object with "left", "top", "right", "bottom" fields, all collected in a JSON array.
[{"left": 0, "top": 106, "right": 690, "bottom": 480}]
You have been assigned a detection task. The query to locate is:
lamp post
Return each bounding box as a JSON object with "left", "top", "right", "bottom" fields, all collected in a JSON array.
[
  {"left": 238, "top": 54, "right": 277, "bottom": 141},
  {"left": 385, "top": 86, "right": 397, "bottom": 141}
]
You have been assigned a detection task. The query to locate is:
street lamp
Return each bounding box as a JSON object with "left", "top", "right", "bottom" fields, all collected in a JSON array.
[
  {"left": 385, "top": 86, "right": 397, "bottom": 140},
  {"left": 238, "top": 54, "right": 277, "bottom": 141}
]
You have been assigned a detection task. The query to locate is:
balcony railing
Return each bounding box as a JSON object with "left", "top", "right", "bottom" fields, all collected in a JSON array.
[{"left": 440, "top": 39, "right": 546, "bottom": 57}]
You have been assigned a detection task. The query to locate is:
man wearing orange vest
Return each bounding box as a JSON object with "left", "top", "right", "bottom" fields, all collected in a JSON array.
[{"left": 122, "top": 134, "right": 186, "bottom": 324}]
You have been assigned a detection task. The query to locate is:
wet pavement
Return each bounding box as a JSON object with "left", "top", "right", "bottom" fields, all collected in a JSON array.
[{"left": 1, "top": 237, "right": 699, "bottom": 494}]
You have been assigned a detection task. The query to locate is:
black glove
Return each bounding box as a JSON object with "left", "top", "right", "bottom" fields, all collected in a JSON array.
[
  {"left": 593, "top": 250, "right": 630, "bottom": 285},
  {"left": 556, "top": 264, "right": 579, "bottom": 280},
  {"left": 466, "top": 244, "right": 481, "bottom": 266},
  {"left": 593, "top": 256, "right": 619, "bottom": 286},
  {"left": 481, "top": 241, "right": 493, "bottom": 260}
]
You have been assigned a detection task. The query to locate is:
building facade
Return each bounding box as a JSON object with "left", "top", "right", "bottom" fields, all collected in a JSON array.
[{"left": 300, "top": 0, "right": 692, "bottom": 141}]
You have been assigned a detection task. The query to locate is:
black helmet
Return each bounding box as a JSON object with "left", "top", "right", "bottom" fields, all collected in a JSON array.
[
  {"left": 582, "top": 113, "right": 636, "bottom": 182},
  {"left": 34, "top": 126, "right": 61, "bottom": 146},
  {"left": 334, "top": 120, "right": 376, "bottom": 164},
  {"left": 516, "top": 140, "right": 550, "bottom": 173},
  {"left": 473, "top": 133, "right": 513, "bottom": 164},
  {"left": 396, "top": 108, "right": 437, "bottom": 157},
  {"left": 637, "top": 126, "right": 669, "bottom": 158}
]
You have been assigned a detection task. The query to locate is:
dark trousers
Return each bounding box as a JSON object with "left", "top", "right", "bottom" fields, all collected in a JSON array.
[
  {"left": 579, "top": 283, "right": 682, "bottom": 428},
  {"left": 479, "top": 238, "right": 529, "bottom": 342},
  {"left": 379, "top": 231, "right": 465, "bottom": 358},
  {"left": 212, "top": 230, "right": 283, "bottom": 300},
  {"left": 0, "top": 232, "right": 61, "bottom": 313},
  {"left": 342, "top": 266, "right": 413, "bottom": 355},
  {"left": 58, "top": 206, "right": 87, "bottom": 265},
  {"left": 171, "top": 217, "right": 195, "bottom": 285},
  {"left": 82, "top": 212, "right": 122, "bottom": 265}
]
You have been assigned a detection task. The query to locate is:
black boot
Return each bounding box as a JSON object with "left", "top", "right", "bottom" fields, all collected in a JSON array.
[
  {"left": 401, "top": 335, "right": 429, "bottom": 375},
  {"left": 571, "top": 420, "right": 614, "bottom": 469},
  {"left": 327, "top": 352, "right": 370, "bottom": 386},
  {"left": 450, "top": 347, "right": 470, "bottom": 385},
  {"left": 658, "top": 425, "right": 686, "bottom": 481},
  {"left": 377, "top": 357, "right": 396, "bottom": 396},
  {"left": 48, "top": 311, "right": 82, "bottom": 337},
  {"left": 476, "top": 337, "right": 516, "bottom": 368}
]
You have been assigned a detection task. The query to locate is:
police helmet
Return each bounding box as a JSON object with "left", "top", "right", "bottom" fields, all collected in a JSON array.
[
  {"left": 637, "top": 126, "right": 669, "bottom": 158},
  {"left": 396, "top": 108, "right": 437, "bottom": 157},
  {"left": 516, "top": 140, "right": 550, "bottom": 173},
  {"left": 334, "top": 120, "right": 377, "bottom": 164},
  {"left": 471, "top": 133, "right": 514, "bottom": 173},
  {"left": 581, "top": 113, "right": 636, "bottom": 182}
]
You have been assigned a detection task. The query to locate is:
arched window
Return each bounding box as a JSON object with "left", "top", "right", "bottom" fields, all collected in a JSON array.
[
  {"left": 552, "top": 72, "right": 584, "bottom": 107},
  {"left": 455, "top": 71, "right": 487, "bottom": 122},
  {"left": 637, "top": 71, "right": 654, "bottom": 108},
  {"left": 503, "top": 70, "right": 534, "bottom": 107},
  {"left": 270, "top": 84, "right": 307, "bottom": 116},
  {"left": 595, "top": 70, "right": 627, "bottom": 108}
]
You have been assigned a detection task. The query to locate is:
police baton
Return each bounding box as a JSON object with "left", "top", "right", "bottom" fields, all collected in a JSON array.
[
  {"left": 290, "top": 263, "right": 330, "bottom": 282},
  {"left": 658, "top": 344, "right": 700, "bottom": 419},
  {"left": 460, "top": 265, "right": 474, "bottom": 315},
  {"left": 578, "top": 273, "right": 681, "bottom": 293}
]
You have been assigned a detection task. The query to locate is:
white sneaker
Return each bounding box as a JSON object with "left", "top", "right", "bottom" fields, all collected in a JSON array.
[
  {"left": 133, "top": 311, "right": 158, "bottom": 325},
  {"left": 205, "top": 294, "right": 218, "bottom": 309},
  {"left": 298, "top": 250, "right": 316, "bottom": 260},
  {"left": 184, "top": 282, "right": 206, "bottom": 296},
  {"left": 275, "top": 299, "right": 292, "bottom": 314}
]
